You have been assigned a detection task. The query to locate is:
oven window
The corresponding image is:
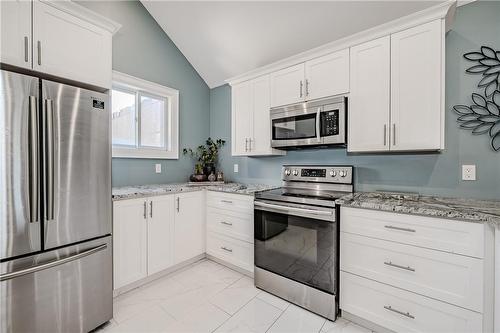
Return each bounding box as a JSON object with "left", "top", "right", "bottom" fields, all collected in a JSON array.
[
  {"left": 254, "top": 209, "right": 336, "bottom": 294},
  {"left": 272, "top": 113, "right": 317, "bottom": 140}
]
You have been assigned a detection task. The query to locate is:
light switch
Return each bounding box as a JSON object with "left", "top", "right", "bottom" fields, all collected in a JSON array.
[
  {"left": 462, "top": 165, "right": 476, "bottom": 181},
  {"left": 155, "top": 164, "right": 162, "bottom": 174},
  {"left": 233, "top": 164, "right": 239, "bottom": 173}
]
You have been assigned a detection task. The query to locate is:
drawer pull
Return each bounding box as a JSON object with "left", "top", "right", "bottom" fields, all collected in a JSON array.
[
  {"left": 221, "top": 200, "right": 233, "bottom": 204},
  {"left": 220, "top": 221, "right": 233, "bottom": 226},
  {"left": 384, "top": 305, "right": 415, "bottom": 319},
  {"left": 221, "top": 246, "right": 233, "bottom": 253},
  {"left": 384, "top": 225, "right": 416, "bottom": 233},
  {"left": 384, "top": 261, "right": 415, "bottom": 272}
]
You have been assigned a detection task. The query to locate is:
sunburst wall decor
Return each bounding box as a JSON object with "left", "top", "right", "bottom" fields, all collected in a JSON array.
[{"left": 453, "top": 46, "right": 500, "bottom": 151}]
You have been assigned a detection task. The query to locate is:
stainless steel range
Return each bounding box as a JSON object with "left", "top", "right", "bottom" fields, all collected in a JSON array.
[{"left": 254, "top": 165, "right": 353, "bottom": 321}]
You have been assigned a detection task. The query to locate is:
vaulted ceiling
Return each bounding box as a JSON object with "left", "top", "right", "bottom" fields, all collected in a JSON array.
[{"left": 142, "top": 1, "right": 443, "bottom": 88}]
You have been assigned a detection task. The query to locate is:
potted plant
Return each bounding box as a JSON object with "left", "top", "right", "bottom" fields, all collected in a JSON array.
[{"left": 183, "top": 138, "right": 226, "bottom": 180}]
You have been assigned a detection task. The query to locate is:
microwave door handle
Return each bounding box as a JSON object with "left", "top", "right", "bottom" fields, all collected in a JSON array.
[{"left": 316, "top": 107, "right": 321, "bottom": 142}]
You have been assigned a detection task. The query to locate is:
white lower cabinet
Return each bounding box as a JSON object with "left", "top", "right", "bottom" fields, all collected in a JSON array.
[
  {"left": 174, "top": 191, "right": 205, "bottom": 264},
  {"left": 113, "top": 191, "right": 205, "bottom": 290},
  {"left": 340, "top": 207, "right": 487, "bottom": 332},
  {"left": 341, "top": 272, "right": 483, "bottom": 333},
  {"left": 206, "top": 192, "right": 254, "bottom": 273}
]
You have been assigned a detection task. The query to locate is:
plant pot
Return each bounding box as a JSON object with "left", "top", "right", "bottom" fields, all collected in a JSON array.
[{"left": 203, "top": 163, "right": 215, "bottom": 176}]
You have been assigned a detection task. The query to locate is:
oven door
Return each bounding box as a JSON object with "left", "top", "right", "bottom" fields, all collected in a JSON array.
[
  {"left": 254, "top": 200, "right": 337, "bottom": 295},
  {"left": 271, "top": 108, "right": 321, "bottom": 148}
]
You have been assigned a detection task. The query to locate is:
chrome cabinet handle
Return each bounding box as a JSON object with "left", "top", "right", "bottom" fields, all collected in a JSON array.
[
  {"left": 305, "top": 79, "right": 309, "bottom": 97},
  {"left": 245, "top": 138, "right": 248, "bottom": 152},
  {"left": 299, "top": 80, "right": 303, "bottom": 98},
  {"left": 28, "top": 96, "right": 40, "bottom": 223},
  {"left": 150, "top": 201, "right": 153, "bottom": 218},
  {"left": 37, "top": 41, "right": 41, "bottom": 66},
  {"left": 248, "top": 138, "right": 252, "bottom": 151},
  {"left": 392, "top": 123, "right": 396, "bottom": 146},
  {"left": 24, "top": 36, "right": 29, "bottom": 62},
  {"left": 221, "top": 246, "right": 233, "bottom": 253},
  {"left": 0, "top": 244, "right": 107, "bottom": 282},
  {"left": 384, "top": 261, "right": 415, "bottom": 272},
  {"left": 221, "top": 200, "right": 233, "bottom": 204},
  {"left": 220, "top": 221, "right": 233, "bottom": 226},
  {"left": 384, "top": 225, "right": 416, "bottom": 233},
  {"left": 383, "top": 124, "right": 387, "bottom": 146},
  {"left": 384, "top": 305, "right": 415, "bottom": 319},
  {"left": 176, "top": 197, "right": 180, "bottom": 212},
  {"left": 43, "top": 99, "right": 55, "bottom": 221},
  {"left": 143, "top": 201, "right": 147, "bottom": 219}
]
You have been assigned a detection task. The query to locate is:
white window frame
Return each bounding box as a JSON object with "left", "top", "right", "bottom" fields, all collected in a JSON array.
[{"left": 111, "top": 71, "right": 179, "bottom": 159}]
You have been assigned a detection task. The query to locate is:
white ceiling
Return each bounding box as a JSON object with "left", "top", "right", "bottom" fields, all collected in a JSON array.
[{"left": 142, "top": 1, "right": 443, "bottom": 88}]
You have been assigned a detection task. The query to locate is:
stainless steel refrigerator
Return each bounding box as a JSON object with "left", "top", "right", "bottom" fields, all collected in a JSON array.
[{"left": 0, "top": 69, "right": 112, "bottom": 332}]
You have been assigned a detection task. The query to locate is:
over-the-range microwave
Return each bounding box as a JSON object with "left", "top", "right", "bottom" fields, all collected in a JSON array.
[{"left": 270, "top": 96, "right": 347, "bottom": 149}]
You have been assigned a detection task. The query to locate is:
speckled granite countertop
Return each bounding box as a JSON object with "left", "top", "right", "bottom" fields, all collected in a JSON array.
[
  {"left": 336, "top": 192, "right": 500, "bottom": 226},
  {"left": 112, "top": 183, "right": 277, "bottom": 201}
]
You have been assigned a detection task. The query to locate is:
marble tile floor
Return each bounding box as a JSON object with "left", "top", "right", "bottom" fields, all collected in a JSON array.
[{"left": 95, "top": 259, "right": 374, "bottom": 333}]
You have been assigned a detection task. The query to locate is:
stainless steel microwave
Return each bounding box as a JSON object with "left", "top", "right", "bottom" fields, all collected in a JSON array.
[{"left": 270, "top": 96, "right": 347, "bottom": 149}]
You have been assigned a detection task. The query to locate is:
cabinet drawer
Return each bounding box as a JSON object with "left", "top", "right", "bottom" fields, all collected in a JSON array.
[
  {"left": 207, "top": 208, "right": 253, "bottom": 243},
  {"left": 340, "top": 272, "right": 483, "bottom": 333},
  {"left": 340, "top": 232, "right": 483, "bottom": 312},
  {"left": 341, "top": 207, "right": 484, "bottom": 258},
  {"left": 207, "top": 231, "right": 253, "bottom": 273},
  {"left": 206, "top": 192, "right": 254, "bottom": 214}
]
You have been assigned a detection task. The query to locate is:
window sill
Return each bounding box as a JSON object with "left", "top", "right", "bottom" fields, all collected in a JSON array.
[{"left": 112, "top": 147, "right": 179, "bottom": 159}]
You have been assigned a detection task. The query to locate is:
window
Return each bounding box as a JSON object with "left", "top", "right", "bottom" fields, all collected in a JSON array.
[{"left": 111, "top": 71, "right": 179, "bottom": 159}]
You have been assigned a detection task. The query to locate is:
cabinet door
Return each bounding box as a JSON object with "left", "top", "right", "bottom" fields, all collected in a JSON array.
[
  {"left": 147, "top": 195, "right": 175, "bottom": 275},
  {"left": 231, "top": 81, "right": 253, "bottom": 156},
  {"left": 390, "top": 20, "right": 443, "bottom": 151},
  {"left": 174, "top": 191, "right": 205, "bottom": 264},
  {"left": 113, "top": 199, "right": 148, "bottom": 289},
  {"left": 305, "top": 49, "right": 349, "bottom": 100},
  {"left": 32, "top": 1, "right": 112, "bottom": 89},
  {"left": 250, "top": 75, "right": 273, "bottom": 154},
  {"left": 348, "top": 36, "right": 391, "bottom": 152},
  {"left": 0, "top": 0, "right": 32, "bottom": 69},
  {"left": 270, "top": 63, "right": 305, "bottom": 107}
]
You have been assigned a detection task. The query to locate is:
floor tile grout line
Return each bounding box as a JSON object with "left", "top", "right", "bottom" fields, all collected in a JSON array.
[{"left": 264, "top": 302, "right": 291, "bottom": 333}]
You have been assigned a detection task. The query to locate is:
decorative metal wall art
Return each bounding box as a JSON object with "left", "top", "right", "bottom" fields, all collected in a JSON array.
[{"left": 453, "top": 46, "right": 500, "bottom": 151}]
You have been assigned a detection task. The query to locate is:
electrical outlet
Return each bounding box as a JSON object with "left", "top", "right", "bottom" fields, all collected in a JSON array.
[
  {"left": 462, "top": 164, "right": 476, "bottom": 181},
  {"left": 233, "top": 164, "right": 239, "bottom": 173},
  {"left": 155, "top": 164, "right": 162, "bottom": 174}
]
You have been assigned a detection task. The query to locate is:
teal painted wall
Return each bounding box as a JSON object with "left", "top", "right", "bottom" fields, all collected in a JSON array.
[
  {"left": 210, "top": 1, "right": 500, "bottom": 200},
  {"left": 78, "top": 1, "right": 210, "bottom": 186}
]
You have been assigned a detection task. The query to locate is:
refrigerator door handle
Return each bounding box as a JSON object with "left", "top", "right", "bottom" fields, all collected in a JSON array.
[
  {"left": 28, "top": 96, "right": 40, "bottom": 223},
  {"left": 43, "top": 99, "right": 55, "bottom": 221},
  {"left": 0, "top": 243, "right": 107, "bottom": 282}
]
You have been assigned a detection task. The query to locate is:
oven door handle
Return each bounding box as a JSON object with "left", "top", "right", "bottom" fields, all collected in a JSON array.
[{"left": 254, "top": 201, "right": 333, "bottom": 216}]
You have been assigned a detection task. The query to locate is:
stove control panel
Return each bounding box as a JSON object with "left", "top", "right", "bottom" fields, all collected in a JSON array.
[{"left": 282, "top": 166, "right": 353, "bottom": 184}]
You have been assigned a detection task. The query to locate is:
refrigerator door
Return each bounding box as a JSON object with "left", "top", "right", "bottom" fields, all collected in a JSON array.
[
  {"left": 42, "top": 80, "right": 111, "bottom": 250},
  {"left": 0, "top": 236, "right": 112, "bottom": 333},
  {"left": 0, "top": 70, "right": 41, "bottom": 260}
]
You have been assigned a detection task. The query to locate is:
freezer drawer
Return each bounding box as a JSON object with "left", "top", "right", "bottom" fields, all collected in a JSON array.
[{"left": 0, "top": 236, "right": 112, "bottom": 333}]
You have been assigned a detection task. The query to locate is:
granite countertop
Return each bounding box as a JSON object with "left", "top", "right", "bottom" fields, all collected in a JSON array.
[
  {"left": 112, "top": 183, "right": 277, "bottom": 201},
  {"left": 336, "top": 192, "right": 500, "bottom": 226}
]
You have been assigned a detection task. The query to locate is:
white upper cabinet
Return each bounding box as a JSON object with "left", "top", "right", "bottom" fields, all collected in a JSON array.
[
  {"left": 0, "top": 1, "right": 32, "bottom": 69},
  {"left": 270, "top": 63, "right": 305, "bottom": 107},
  {"left": 0, "top": 1, "right": 119, "bottom": 89},
  {"left": 232, "top": 75, "right": 285, "bottom": 156},
  {"left": 33, "top": 1, "right": 113, "bottom": 89},
  {"left": 348, "top": 36, "right": 391, "bottom": 152},
  {"left": 174, "top": 191, "right": 205, "bottom": 264},
  {"left": 232, "top": 81, "right": 253, "bottom": 156},
  {"left": 147, "top": 195, "right": 175, "bottom": 275},
  {"left": 390, "top": 20, "right": 443, "bottom": 151},
  {"left": 305, "top": 49, "right": 350, "bottom": 101}
]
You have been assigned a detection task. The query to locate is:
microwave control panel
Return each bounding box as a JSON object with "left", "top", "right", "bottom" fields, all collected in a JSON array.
[{"left": 320, "top": 110, "right": 339, "bottom": 136}]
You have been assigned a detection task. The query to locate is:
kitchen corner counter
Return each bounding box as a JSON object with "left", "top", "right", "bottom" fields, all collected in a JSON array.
[
  {"left": 112, "top": 183, "right": 277, "bottom": 201},
  {"left": 336, "top": 192, "right": 500, "bottom": 226}
]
